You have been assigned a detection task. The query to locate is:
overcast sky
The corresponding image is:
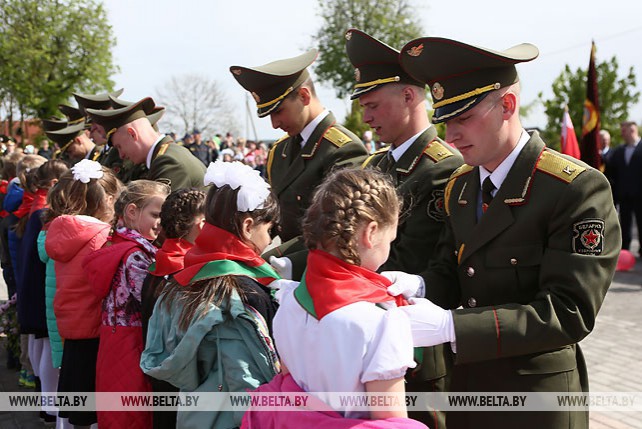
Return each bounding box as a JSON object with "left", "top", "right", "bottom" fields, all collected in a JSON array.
[{"left": 104, "top": 0, "right": 642, "bottom": 141}]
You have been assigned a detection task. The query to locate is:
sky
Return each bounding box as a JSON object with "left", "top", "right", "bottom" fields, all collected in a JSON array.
[{"left": 104, "top": 0, "right": 642, "bottom": 141}]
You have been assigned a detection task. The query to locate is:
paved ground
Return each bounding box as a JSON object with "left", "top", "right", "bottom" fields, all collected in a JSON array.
[{"left": 0, "top": 251, "right": 640, "bottom": 428}]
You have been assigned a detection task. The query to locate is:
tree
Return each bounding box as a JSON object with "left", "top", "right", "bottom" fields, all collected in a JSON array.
[
  {"left": 314, "top": 0, "right": 424, "bottom": 100},
  {"left": 539, "top": 56, "right": 639, "bottom": 150},
  {"left": 155, "top": 74, "right": 240, "bottom": 138},
  {"left": 0, "top": 0, "right": 118, "bottom": 127}
]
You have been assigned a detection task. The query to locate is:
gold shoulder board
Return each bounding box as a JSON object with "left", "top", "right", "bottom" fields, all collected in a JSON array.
[
  {"left": 157, "top": 143, "right": 169, "bottom": 156},
  {"left": 273, "top": 134, "right": 289, "bottom": 147},
  {"left": 423, "top": 140, "right": 454, "bottom": 162},
  {"left": 444, "top": 164, "right": 473, "bottom": 216},
  {"left": 324, "top": 127, "right": 352, "bottom": 147},
  {"left": 536, "top": 150, "right": 586, "bottom": 183},
  {"left": 450, "top": 163, "right": 474, "bottom": 180}
]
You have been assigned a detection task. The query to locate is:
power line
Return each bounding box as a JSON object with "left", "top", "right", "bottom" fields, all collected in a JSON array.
[{"left": 543, "top": 25, "right": 642, "bottom": 58}]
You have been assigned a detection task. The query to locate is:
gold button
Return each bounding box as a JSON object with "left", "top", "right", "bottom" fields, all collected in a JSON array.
[
  {"left": 296, "top": 195, "right": 302, "bottom": 201},
  {"left": 466, "top": 267, "right": 475, "bottom": 277},
  {"left": 510, "top": 258, "right": 517, "bottom": 266},
  {"left": 454, "top": 250, "right": 458, "bottom": 256},
  {"left": 468, "top": 297, "right": 477, "bottom": 307}
]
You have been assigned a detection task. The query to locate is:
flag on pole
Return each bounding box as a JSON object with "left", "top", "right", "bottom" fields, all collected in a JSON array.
[
  {"left": 561, "top": 106, "right": 581, "bottom": 159},
  {"left": 581, "top": 41, "right": 601, "bottom": 169}
]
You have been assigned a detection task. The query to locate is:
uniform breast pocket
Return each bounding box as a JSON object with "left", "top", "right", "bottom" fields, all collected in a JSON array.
[{"left": 485, "top": 244, "right": 543, "bottom": 303}]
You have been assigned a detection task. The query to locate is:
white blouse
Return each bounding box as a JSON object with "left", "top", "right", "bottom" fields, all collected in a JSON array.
[{"left": 273, "top": 288, "right": 416, "bottom": 419}]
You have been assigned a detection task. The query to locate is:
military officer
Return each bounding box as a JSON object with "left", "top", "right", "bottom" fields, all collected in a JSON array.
[
  {"left": 230, "top": 49, "right": 368, "bottom": 243},
  {"left": 45, "top": 120, "right": 101, "bottom": 163},
  {"left": 388, "top": 37, "right": 621, "bottom": 429},
  {"left": 345, "top": 28, "right": 463, "bottom": 428},
  {"left": 86, "top": 97, "right": 205, "bottom": 191}
]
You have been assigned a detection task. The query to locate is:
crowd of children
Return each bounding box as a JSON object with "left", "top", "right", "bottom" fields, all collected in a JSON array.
[{"left": 0, "top": 155, "right": 426, "bottom": 429}]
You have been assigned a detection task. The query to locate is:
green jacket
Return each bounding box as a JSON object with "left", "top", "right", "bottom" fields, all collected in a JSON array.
[
  {"left": 149, "top": 136, "right": 206, "bottom": 191},
  {"left": 266, "top": 112, "right": 367, "bottom": 242},
  {"left": 424, "top": 132, "right": 621, "bottom": 428}
]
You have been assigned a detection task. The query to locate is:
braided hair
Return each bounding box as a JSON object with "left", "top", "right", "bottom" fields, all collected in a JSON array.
[
  {"left": 303, "top": 168, "right": 402, "bottom": 266},
  {"left": 160, "top": 188, "right": 206, "bottom": 239}
]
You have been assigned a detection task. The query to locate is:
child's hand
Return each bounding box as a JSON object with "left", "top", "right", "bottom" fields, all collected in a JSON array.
[{"left": 381, "top": 271, "right": 425, "bottom": 299}]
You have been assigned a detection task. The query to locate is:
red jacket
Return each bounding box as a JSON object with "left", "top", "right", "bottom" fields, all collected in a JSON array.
[{"left": 46, "top": 215, "right": 111, "bottom": 339}]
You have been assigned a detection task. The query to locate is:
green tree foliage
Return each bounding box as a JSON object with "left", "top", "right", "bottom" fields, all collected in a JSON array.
[
  {"left": 313, "top": 0, "right": 424, "bottom": 136},
  {"left": 0, "top": 0, "right": 118, "bottom": 122},
  {"left": 539, "top": 56, "right": 639, "bottom": 149}
]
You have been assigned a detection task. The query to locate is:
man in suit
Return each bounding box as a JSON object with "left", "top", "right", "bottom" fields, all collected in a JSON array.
[
  {"left": 345, "top": 28, "right": 463, "bottom": 428},
  {"left": 87, "top": 97, "right": 205, "bottom": 191},
  {"left": 389, "top": 37, "right": 621, "bottom": 428},
  {"left": 230, "top": 49, "right": 367, "bottom": 243},
  {"left": 605, "top": 121, "right": 642, "bottom": 253}
]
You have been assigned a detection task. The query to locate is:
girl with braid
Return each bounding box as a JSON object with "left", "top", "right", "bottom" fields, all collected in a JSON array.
[
  {"left": 141, "top": 160, "right": 281, "bottom": 429},
  {"left": 243, "top": 168, "right": 426, "bottom": 429}
]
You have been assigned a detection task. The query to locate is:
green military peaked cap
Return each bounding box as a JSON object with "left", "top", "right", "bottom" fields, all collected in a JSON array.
[
  {"left": 230, "top": 49, "right": 318, "bottom": 118},
  {"left": 108, "top": 95, "right": 165, "bottom": 127},
  {"left": 345, "top": 28, "right": 424, "bottom": 99},
  {"left": 58, "top": 104, "right": 85, "bottom": 125},
  {"left": 45, "top": 120, "right": 86, "bottom": 153},
  {"left": 73, "top": 88, "right": 124, "bottom": 115},
  {"left": 399, "top": 37, "right": 539, "bottom": 123},
  {"left": 86, "top": 97, "right": 156, "bottom": 140},
  {"left": 41, "top": 117, "right": 68, "bottom": 132}
]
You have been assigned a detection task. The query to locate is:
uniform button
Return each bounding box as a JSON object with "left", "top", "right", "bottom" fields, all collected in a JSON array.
[
  {"left": 468, "top": 297, "right": 477, "bottom": 308},
  {"left": 454, "top": 250, "right": 458, "bottom": 256},
  {"left": 466, "top": 267, "right": 475, "bottom": 277},
  {"left": 510, "top": 258, "right": 518, "bottom": 266},
  {"left": 296, "top": 195, "right": 302, "bottom": 201}
]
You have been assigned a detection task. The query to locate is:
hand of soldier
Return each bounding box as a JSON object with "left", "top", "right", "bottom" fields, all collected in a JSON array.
[
  {"left": 266, "top": 279, "right": 300, "bottom": 303},
  {"left": 382, "top": 271, "right": 425, "bottom": 299},
  {"left": 396, "top": 297, "right": 455, "bottom": 348},
  {"left": 269, "top": 256, "right": 293, "bottom": 280}
]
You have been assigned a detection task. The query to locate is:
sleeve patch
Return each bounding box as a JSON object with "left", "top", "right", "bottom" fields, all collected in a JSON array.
[
  {"left": 572, "top": 219, "right": 605, "bottom": 255},
  {"left": 427, "top": 189, "right": 445, "bottom": 222}
]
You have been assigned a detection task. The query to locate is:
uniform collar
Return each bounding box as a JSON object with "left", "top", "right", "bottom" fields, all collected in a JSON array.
[
  {"left": 146, "top": 133, "right": 167, "bottom": 168},
  {"left": 479, "top": 129, "right": 530, "bottom": 195},
  {"left": 300, "top": 110, "right": 329, "bottom": 146},
  {"left": 83, "top": 144, "right": 97, "bottom": 160},
  {"left": 389, "top": 126, "right": 431, "bottom": 161}
]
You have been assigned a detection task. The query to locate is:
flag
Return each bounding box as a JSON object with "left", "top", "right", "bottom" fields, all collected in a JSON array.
[
  {"left": 561, "top": 107, "right": 581, "bottom": 159},
  {"left": 581, "top": 41, "right": 601, "bottom": 169}
]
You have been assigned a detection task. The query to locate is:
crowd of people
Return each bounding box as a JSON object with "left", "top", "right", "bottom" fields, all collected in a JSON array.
[{"left": 0, "top": 28, "right": 624, "bottom": 429}]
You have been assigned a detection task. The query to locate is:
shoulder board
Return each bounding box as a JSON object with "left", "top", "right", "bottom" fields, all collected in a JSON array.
[
  {"left": 536, "top": 150, "right": 586, "bottom": 183},
  {"left": 450, "top": 164, "right": 474, "bottom": 180},
  {"left": 324, "top": 126, "right": 353, "bottom": 147},
  {"left": 423, "top": 140, "right": 455, "bottom": 162},
  {"left": 157, "top": 143, "right": 169, "bottom": 157},
  {"left": 272, "top": 134, "right": 289, "bottom": 146},
  {"left": 361, "top": 147, "right": 387, "bottom": 168}
]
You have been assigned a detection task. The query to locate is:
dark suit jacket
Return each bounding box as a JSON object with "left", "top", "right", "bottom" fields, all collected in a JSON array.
[
  {"left": 605, "top": 141, "right": 642, "bottom": 203},
  {"left": 266, "top": 112, "right": 367, "bottom": 242},
  {"left": 423, "top": 132, "right": 621, "bottom": 428}
]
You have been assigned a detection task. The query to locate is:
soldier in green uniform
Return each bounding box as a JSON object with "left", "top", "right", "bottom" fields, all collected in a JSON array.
[
  {"left": 345, "top": 28, "right": 464, "bottom": 428},
  {"left": 387, "top": 37, "right": 621, "bottom": 429},
  {"left": 45, "top": 120, "right": 102, "bottom": 164},
  {"left": 87, "top": 97, "right": 205, "bottom": 191},
  {"left": 229, "top": 49, "right": 368, "bottom": 244}
]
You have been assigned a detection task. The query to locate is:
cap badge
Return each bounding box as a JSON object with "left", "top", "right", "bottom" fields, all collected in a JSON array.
[
  {"left": 407, "top": 43, "right": 424, "bottom": 57},
  {"left": 354, "top": 68, "right": 361, "bottom": 82},
  {"left": 345, "top": 31, "right": 352, "bottom": 40},
  {"left": 432, "top": 82, "right": 444, "bottom": 100},
  {"left": 232, "top": 69, "right": 242, "bottom": 76},
  {"left": 251, "top": 92, "right": 260, "bottom": 103}
]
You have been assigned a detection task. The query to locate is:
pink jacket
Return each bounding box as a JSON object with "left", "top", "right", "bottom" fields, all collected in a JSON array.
[{"left": 46, "top": 215, "right": 111, "bottom": 339}]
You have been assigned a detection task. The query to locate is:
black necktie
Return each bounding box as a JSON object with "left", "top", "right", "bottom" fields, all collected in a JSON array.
[
  {"left": 481, "top": 176, "right": 495, "bottom": 213},
  {"left": 289, "top": 134, "right": 302, "bottom": 161},
  {"left": 378, "top": 151, "right": 395, "bottom": 173}
]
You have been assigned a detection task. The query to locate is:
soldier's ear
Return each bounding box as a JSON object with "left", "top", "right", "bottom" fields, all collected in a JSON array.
[
  {"left": 500, "top": 92, "right": 517, "bottom": 119},
  {"left": 298, "top": 86, "right": 312, "bottom": 106}
]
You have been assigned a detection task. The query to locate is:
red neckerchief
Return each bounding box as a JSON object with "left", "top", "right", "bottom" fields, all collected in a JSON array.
[
  {"left": 29, "top": 189, "right": 49, "bottom": 216},
  {"left": 149, "top": 238, "right": 193, "bottom": 277},
  {"left": 305, "top": 249, "right": 408, "bottom": 320},
  {"left": 174, "top": 223, "right": 266, "bottom": 286},
  {"left": 13, "top": 191, "right": 35, "bottom": 219}
]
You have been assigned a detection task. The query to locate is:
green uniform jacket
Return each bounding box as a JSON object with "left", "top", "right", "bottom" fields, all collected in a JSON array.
[
  {"left": 364, "top": 127, "right": 463, "bottom": 274},
  {"left": 266, "top": 112, "right": 367, "bottom": 242},
  {"left": 424, "top": 132, "right": 621, "bottom": 428},
  {"left": 148, "top": 136, "right": 206, "bottom": 192}
]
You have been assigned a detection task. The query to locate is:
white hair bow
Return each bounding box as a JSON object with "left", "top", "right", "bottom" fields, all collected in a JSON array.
[
  {"left": 71, "top": 159, "right": 104, "bottom": 184},
  {"left": 204, "top": 160, "right": 270, "bottom": 212}
]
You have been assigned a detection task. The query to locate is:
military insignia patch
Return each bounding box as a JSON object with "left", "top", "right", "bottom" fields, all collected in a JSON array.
[
  {"left": 432, "top": 82, "right": 444, "bottom": 100},
  {"left": 572, "top": 219, "right": 605, "bottom": 255},
  {"left": 407, "top": 43, "right": 424, "bottom": 57},
  {"left": 232, "top": 69, "right": 242, "bottom": 76},
  {"left": 427, "top": 189, "right": 445, "bottom": 222},
  {"left": 345, "top": 31, "right": 352, "bottom": 40}
]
